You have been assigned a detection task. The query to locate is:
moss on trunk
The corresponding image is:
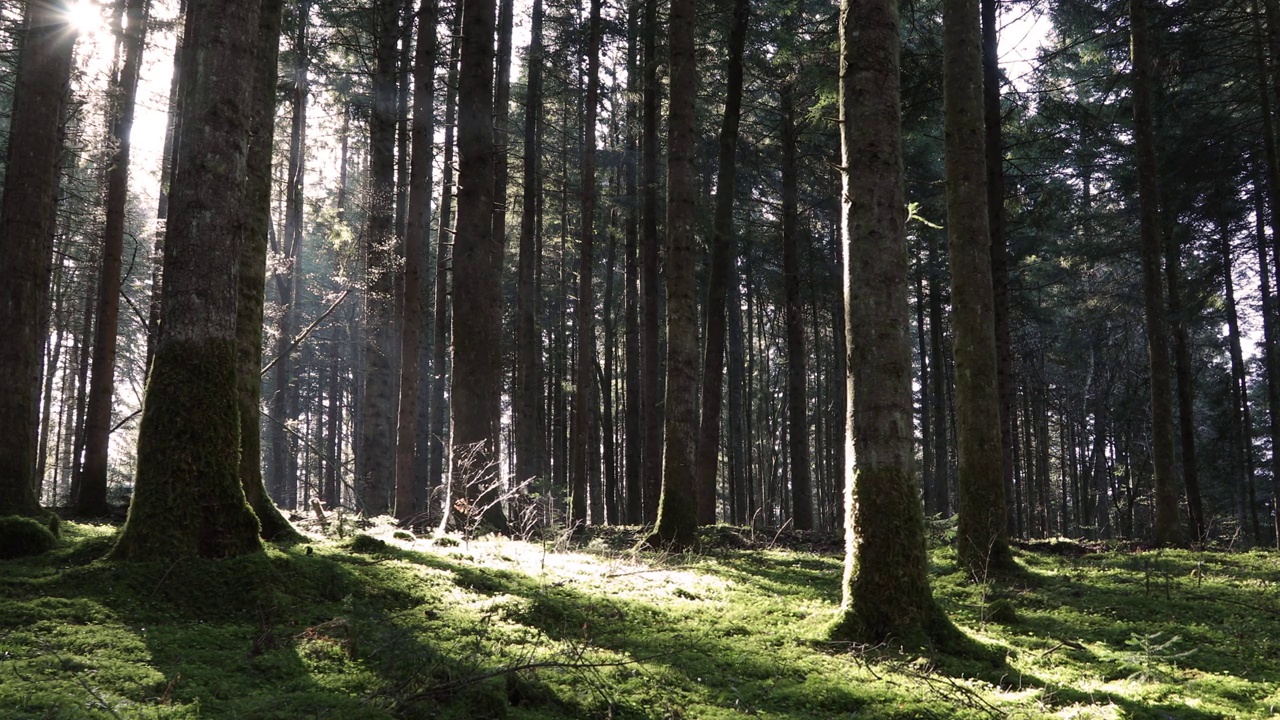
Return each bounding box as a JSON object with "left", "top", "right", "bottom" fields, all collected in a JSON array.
[{"left": 111, "top": 340, "right": 263, "bottom": 560}]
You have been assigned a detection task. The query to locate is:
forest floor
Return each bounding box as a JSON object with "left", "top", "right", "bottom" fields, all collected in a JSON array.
[{"left": 3, "top": 519, "right": 1280, "bottom": 719}]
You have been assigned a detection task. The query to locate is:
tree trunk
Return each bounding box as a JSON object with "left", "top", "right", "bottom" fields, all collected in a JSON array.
[
  {"left": 112, "top": 0, "right": 265, "bottom": 559},
  {"left": 831, "top": 0, "right": 951, "bottom": 647},
  {"left": 571, "top": 0, "right": 603, "bottom": 529},
  {"left": 640, "top": 0, "right": 663, "bottom": 524},
  {"left": 0, "top": 0, "right": 78, "bottom": 520},
  {"left": 361, "top": 0, "right": 402, "bottom": 516},
  {"left": 1220, "top": 221, "right": 1261, "bottom": 542},
  {"left": 429, "top": 7, "right": 462, "bottom": 507},
  {"left": 233, "top": 0, "right": 300, "bottom": 540},
  {"left": 395, "top": 0, "right": 438, "bottom": 521},
  {"left": 1130, "top": 0, "right": 1182, "bottom": 547},
  {"left": 943, "top": 0, "right": 1013, "bottom": 577},
  {"left": 450, "top": 0, "right": 507, "bottom": 532},
  {"left": 1253, "top": 172, "right": 1280, "bottom": 547},
  {"left": 780, "top": 56, "right": 811, "bottom": 532},
  {"left": 693, "top": 0, "right": 750, "bottom": 527},
  {"left": 76, "top": 0, "right": 149, "bottom": 517},
  {"left": 515, "top": 0, "right": 545, "bottom": 497},
  {"left": 647, "top": 0, "right": 699, "bottom": 548},
  {"left": 1165, "top": 222, "right": 1204, "bottom": 543},
  {"left": 981, "top": 0, "right": 1016, "bottom": 541}
]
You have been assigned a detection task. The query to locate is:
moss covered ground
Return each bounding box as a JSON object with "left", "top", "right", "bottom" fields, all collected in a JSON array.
[{"left": 2, "top": 521, "right": 1279, "bottom": 718}]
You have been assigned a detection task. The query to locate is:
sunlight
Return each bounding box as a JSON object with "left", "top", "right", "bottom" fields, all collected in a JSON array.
[{"left": 64, "top": 0, "right": 103, "bottom": 34}]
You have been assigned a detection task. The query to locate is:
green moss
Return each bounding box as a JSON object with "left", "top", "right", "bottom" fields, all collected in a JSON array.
[
  {"left": 985, "top": 598, "right": 1019, "bottom": 624},
  {"left": 0, "top": 514, "right": 57, "bottom": 558}
]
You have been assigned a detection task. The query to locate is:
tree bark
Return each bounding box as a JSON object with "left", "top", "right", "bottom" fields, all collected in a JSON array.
[
  {"left": 1165, "top": 222, "right": 1204, "bottom": 543},
  {"left": 112, "top": 0, "right": 265, "bottom": 559},
  {"left": 76, "top": 0, "right": 150, "bottom": 517},
  {"left": 361, "top": 0, "right": 404, "bottom": 516},
  {"left": 515, "top": 0, "right": 545, "bottom": 497},
  {"left": 450, "top": 0, "right": 507, "bottom": 532},
  {"left": 0, "top": 0, "right": 78, "bottom": 520},
  {"left": 1130, "top": 0, "right": 1182, "bottom": 547},
  {"left": 571, "top": 0, "right": 604, "bottom": 529},
  {"left": 640, "top": 0, "right": 663, "bottom": 524},
  {"left": 693, "top": 0, "right": 750, "bottom": 527},
  {"left": 647, "top": 0, "right": 699, "bottom": 548},
  {"left": 780, "top": 51, "right": 811, "bottom": 532},
  {"left": 395, "top": 0, "right": 437, "bottom": 521},
  {"left": 943, "top": 0, "right": 1013, "bottom": 577},
  {"left": 832, "top": 0, "right": 951, "bottom": 647}
]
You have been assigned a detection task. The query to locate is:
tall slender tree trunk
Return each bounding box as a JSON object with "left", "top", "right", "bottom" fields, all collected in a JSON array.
[
  {"left": 571, "top": 0, "right": 604, "bottom": 529},
  {"left": 233, "top": 0, "right": 298, "bottom": 540},
  {"left": 693, "top": 0, "right": 750, "bottom": 527},
  {"left": 780, "top": 51, "right": 811, "bottom": 532},
  {"left": 429, "top": 8, "right": 462, "bottom": 506},
  {"left": 395, "top": 0, "right": 438, "bottom": 521},
  {"left": 640, "top": 0, "right": 663, "bottom": 524},
  {"left": 1165, "top": 222, "right": 1204, "bottom": 543},
  {"left": 1130, "top": 0, "right": 1182, "bottom": 547},
  {"left": 1253, "top": 173, "right": 1280, "bottom": 547},
  {"left": 112, "top": 0, "right": 266, "bottom": 560},
  {"left": 832, "top": 0, "right": 952, "bottom": 647},
  {"left": 981, "top": 0, "right": 1016, "bottom": 540},
  {"left": 515, "top": 0, "right": 545, "bottom": 496},
  {"left": 621, "top": 0, "right": 643, "bottom": 524},
  {"left": 361, "top": 0, "right": 402, "bottom": 516},
  {"left": 647, "top": 0, "right": 699, "bottom": 548},
  {"left": 450, "top": 0, "right": 507, "bottom": 532},
  {"left": 76, "top": 0, "right": 149, "bottom": 517},
  {"left": 0, "top": 0, "right": 79, "bottom": 520},
  {"left": 943, "top": 0, "right": 1012, "bottom": 576},
  {"left": 147, "top": 0, "right": 185, "bottom": 373},
  {"left": 1220, "top": 222, "right": 1261, "bottom": 541}
]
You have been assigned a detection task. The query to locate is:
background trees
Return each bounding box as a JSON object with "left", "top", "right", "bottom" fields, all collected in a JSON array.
[{"left": 8, "top": 0, "right": 1280, "bottom": 560}]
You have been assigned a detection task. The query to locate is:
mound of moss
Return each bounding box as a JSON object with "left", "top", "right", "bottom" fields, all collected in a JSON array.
[{"left": 0, "top": 515, "right": 58, "bottom": 559}]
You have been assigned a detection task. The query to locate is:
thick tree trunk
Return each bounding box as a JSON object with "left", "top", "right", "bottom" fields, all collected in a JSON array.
[
  {"left": 395, "top": 0, "right": 437, "bottom": 521},
  {"left": 112, "top": 0, "right": 266, "bottom": 559},
  {"left": 943, "top": 0, "right": 1012, "bottom": 577},
  {"left": 571, "top": 0, "right": 603, "bottom": 529},
  {"left": 361, "top": 0, "right": 402, "bottom": 516},
  {"left": 647, "top": 0, "right": 699, "bottom": 548},
  {"left": 76, "top": 0, "right": 149, "bottom": 517},
  {"left": 693, "top": 0, "right": 750, "bottom": 527},
  {"left": 1130, "top": 0, "right": 1182, "bottom": 547},
  {"left": 450, "top": 0, "right": 507, "bottom": 532},
  {"left": 831, "top": 0, "right": 951, "bottom": 647},
  {"left": 0, "top": 1, "right": 78, "bottom": 520}
]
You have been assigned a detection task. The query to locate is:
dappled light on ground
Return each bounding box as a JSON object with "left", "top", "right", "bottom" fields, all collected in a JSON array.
[{"left": 2, "top": 522, "right": 1279, "bottom": 718}]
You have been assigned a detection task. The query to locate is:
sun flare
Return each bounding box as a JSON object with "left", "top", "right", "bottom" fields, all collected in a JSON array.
[{"left": 64, "top": 0, "right": 103, "bottom": 34}]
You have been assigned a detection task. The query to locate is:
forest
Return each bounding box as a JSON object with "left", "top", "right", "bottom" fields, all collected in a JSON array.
[{"left": 4, "top": 0, "right": 1280, "bottom": 714}]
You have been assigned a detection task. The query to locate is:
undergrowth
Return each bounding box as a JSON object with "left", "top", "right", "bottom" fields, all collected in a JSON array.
[{"left": 1, "top": 521, "right": 1278, "bottom": 718}]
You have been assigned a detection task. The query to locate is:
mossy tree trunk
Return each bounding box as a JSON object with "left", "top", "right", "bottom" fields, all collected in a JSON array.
[
  {"left": 943, "top": 0, "right": 1013, "bottom": 577},
  {"left": 112, "top": 0, "right": 266, "bottom": 560},
  {"left": 1130, "top": 0, "right": 1183, "bottom": 548},
  {"left": 0, "top": 1, "right": 78, "bottom": 520},
  {"left": 832, "top": 0, "right": 952, "bottom": 647},
  {"left": 235, "top": 0, "right": 300, "bottom": 542},
  {"left": 647, "top": 0, "right": 699, "bottom": 549}
]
